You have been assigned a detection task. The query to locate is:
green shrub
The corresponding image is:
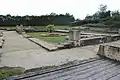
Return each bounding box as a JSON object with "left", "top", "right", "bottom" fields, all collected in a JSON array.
[{"left": 46, "top": 24, "right": 55, "bottom": 33}]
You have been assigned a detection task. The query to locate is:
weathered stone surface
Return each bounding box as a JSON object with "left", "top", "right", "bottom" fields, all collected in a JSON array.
[
  {"left": 68, "top": 30, "right": 81, "bottom": 47},
  {"left": 97, "top": 39, "right": 120, "bottom": 61},
  {"left": 81, "top": 35, "right": 120, "bottom": 46},
  {"left": 98, "top": 44, "right": 120, "bottom": 61},
  {"left": 0, "top": 31, "right": 4, "bottom": 48},
  {"left": 1, "top": 31, "right": 98, "bottom": 70},
  {"left": 69, "top": 30, "right": 81, "bottom": 41},
  {"left": 6, "top": 58, "right": 120, "bottom": 80},
  {"left": 81, "top": 36, "right": 104, "bottom": 46},
  {"left": 16, "top": 25, "right": 24, "bottom": 34},
  {"left": 28, "top": 38, "right": 58, "bottom": 51}
]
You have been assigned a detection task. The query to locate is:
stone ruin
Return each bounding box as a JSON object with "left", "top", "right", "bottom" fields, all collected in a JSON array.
[
  {"left": 16, "top": 25, "right": 24, "bottom": 34},
  {"left": 0, "top": 31, "right": 4, "bottom": 48},
  {"left": 61, "top": 28, "right": 120, "bottom": 49},
  {"left": 68, "top": 29, "right": 81, "bottom": 47},
  {"left": 57, "top": 29, "right": 81, "bottom": 49},
  {"left": 96, "top": 28, "right": 120, "bottom": 61}
]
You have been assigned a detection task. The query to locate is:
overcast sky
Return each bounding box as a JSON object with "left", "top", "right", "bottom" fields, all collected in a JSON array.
[{"left": 0, "top": 0, "right": 120, "bottom": 19}]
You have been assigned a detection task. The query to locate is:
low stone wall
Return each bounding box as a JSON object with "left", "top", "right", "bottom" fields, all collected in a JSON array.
[
  {"left": 81, "top": 37, "right": 103, "bottom": 46},
  {"left": 97, "top": 44, "right": 120, "bottom": 61},
  {"left": 80, "top": 35, "right": 120, "bottom": 46},
  {"left": 25, "top": 32, "right": 120, "bottom": 51},
  {"left": 6, "top": 58, "right": 99, "bottom": 80}
]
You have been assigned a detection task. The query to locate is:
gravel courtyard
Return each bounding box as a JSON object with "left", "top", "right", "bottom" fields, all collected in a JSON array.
[{"left": 0, "top": 31, "right": 98, "bottom": 69}]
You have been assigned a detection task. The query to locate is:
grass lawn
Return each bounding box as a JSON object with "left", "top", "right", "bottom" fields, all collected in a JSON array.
[
  {"left": 0, "top": 26, "right": 16, "bottom": 29},
  {"left": 0, "top": 26, "right": 73, "bottom": 30},
  {"left": 34, "top": 26, "right": 72, "bottom": 29},
  {"left": 27, "top": 32, "right": 67, "bottom": 43}
]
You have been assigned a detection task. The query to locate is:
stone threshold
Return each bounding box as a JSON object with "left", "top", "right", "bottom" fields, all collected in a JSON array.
[{"left": 28, "top": 38, "right": 58, "bottom": 51}]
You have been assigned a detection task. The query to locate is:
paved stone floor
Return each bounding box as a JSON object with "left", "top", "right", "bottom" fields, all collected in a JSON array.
[
  {"left": 0, "top": 31, "right": 98, "bottom": 69},
  {"left": 10, "top": 58, "right": 120, "bottom": 80}
]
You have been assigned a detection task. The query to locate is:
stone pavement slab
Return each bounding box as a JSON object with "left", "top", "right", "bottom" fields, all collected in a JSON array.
[
  {"left": 28, "top": 38, "right": 58, "bottom": 51},
  {"left": 7, "top": 58, "right": 120, "bottom": 80},
  {"left": 2, "top": 31, "right": 42, "bottom": 53}
]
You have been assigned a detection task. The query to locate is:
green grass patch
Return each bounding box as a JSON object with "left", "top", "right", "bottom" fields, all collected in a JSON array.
[
  {"left": 39, "top": 36, "right": 66, "bottom": 43},
  {"left": 27, "top": 32, "right": 66, "bottom": 43},
  {"left": 0, "top": 67, "right": 25, "bottom": 79},
  {"left": 0, "top": 26, "right": 16, "bottom": 29},
  {"left": 34, "top": 26, "right": 72, "bottom": 29},
  {"left": 0, "top": 26, "right": 74, "bottom": 30}
]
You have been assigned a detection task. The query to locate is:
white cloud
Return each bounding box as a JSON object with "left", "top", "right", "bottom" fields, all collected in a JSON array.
[{"left": 0, "top": 0, "right": 119, "bottom": 19}]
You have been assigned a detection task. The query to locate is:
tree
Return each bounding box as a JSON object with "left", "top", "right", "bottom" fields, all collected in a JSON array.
[
  {"left": 85, "top": 14, "right": 93, "bottom": 20},
  {"left": 93, "top": 12, "right": 100, "bottom": 20},
  {"left": 112, "top": 10, "right": 120, "bottom": 17},
  {"left": 0, "top": 13, "right": 75, "bottom": 26},
  {"left": 46, "top": 24, "right": 55, "bottom": 33},
  {"left": 98, "top": 4, "right": 107, "bottom": 13}
]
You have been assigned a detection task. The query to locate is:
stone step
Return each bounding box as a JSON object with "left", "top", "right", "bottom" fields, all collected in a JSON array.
[{"left": 28, "top": 38, "right": 58, "bottom": 51}]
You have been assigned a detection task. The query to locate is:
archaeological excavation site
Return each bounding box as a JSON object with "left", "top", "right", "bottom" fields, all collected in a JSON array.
[
  {"left": 0, "top": 25, "right": 120, "bottom": 80},
  {"left": 0, "top": 2, "right": 120, "bottom": 79}
]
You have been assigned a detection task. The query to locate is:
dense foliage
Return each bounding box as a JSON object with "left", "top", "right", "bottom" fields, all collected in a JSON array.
[
  {"left": 0, "top": 13, "right": 75, "bottom": 26},
  {"left": 0, "top": 4, "right": 120, "bottom": 28},
  {"left": 46, "top": 24, "right": 55, "bottom": 33},
  {"left": 72, "top": 4, "right": 120, "bottom": 28}
]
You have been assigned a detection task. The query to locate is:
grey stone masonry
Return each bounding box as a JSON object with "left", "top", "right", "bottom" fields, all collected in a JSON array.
[
  {"left": 28, "top": 38, "right": 58, "bottom": 51},
  {"left": 69, "top": 30, "right": 81, "bottom": 47},
  {"left": 6, "top": 57, "right": 120, "bottom": 80},
  {"left": 16, "top": 25, "right": 24, "bottom": 34},
  {"left": 98, "top": 43, "right": 120, "bottom": 61}
]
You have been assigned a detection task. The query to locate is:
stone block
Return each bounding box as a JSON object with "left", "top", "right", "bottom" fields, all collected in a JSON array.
[
  {"left": 69, "top": 30, "right": 81, "bottom": 41},
  {"left": 98, "top": 44, "right": 120, "bottom": 61}
]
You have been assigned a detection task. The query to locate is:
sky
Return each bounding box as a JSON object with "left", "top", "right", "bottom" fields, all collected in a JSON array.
[{"left": 0, "top": 0, "right": 120, "bottom": 19}]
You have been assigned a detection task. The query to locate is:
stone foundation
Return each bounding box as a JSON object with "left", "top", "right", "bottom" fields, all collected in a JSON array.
[
  {"left": 80, "top": 35, "right": 120, "bottom": 46},
  {"left": 97, "top": 44, "right": 120, "bottom": 61}
]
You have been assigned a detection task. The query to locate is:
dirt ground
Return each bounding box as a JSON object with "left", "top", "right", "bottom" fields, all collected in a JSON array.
[{"left": 0, "top": 31, "right": 99, "bottom": 69}]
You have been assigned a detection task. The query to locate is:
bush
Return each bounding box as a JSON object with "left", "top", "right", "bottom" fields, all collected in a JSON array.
[{"left": 46, "top": 24, "right": 55, "bottom": 33}]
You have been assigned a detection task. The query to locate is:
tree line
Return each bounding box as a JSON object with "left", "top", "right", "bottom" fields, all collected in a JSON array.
[
  {"left": 0, "top": 13, "right": 75, "bottom": 26},
  {"left": 1, "top": 4, "right": 120, "bottom": 28},
  {"left": 72, "top": 4, "right": 120, "bottom": 28}
]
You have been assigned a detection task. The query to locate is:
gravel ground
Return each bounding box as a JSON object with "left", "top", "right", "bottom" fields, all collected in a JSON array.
[{"left": 0, "top": 31, "right": 98, "bottom": 69}]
